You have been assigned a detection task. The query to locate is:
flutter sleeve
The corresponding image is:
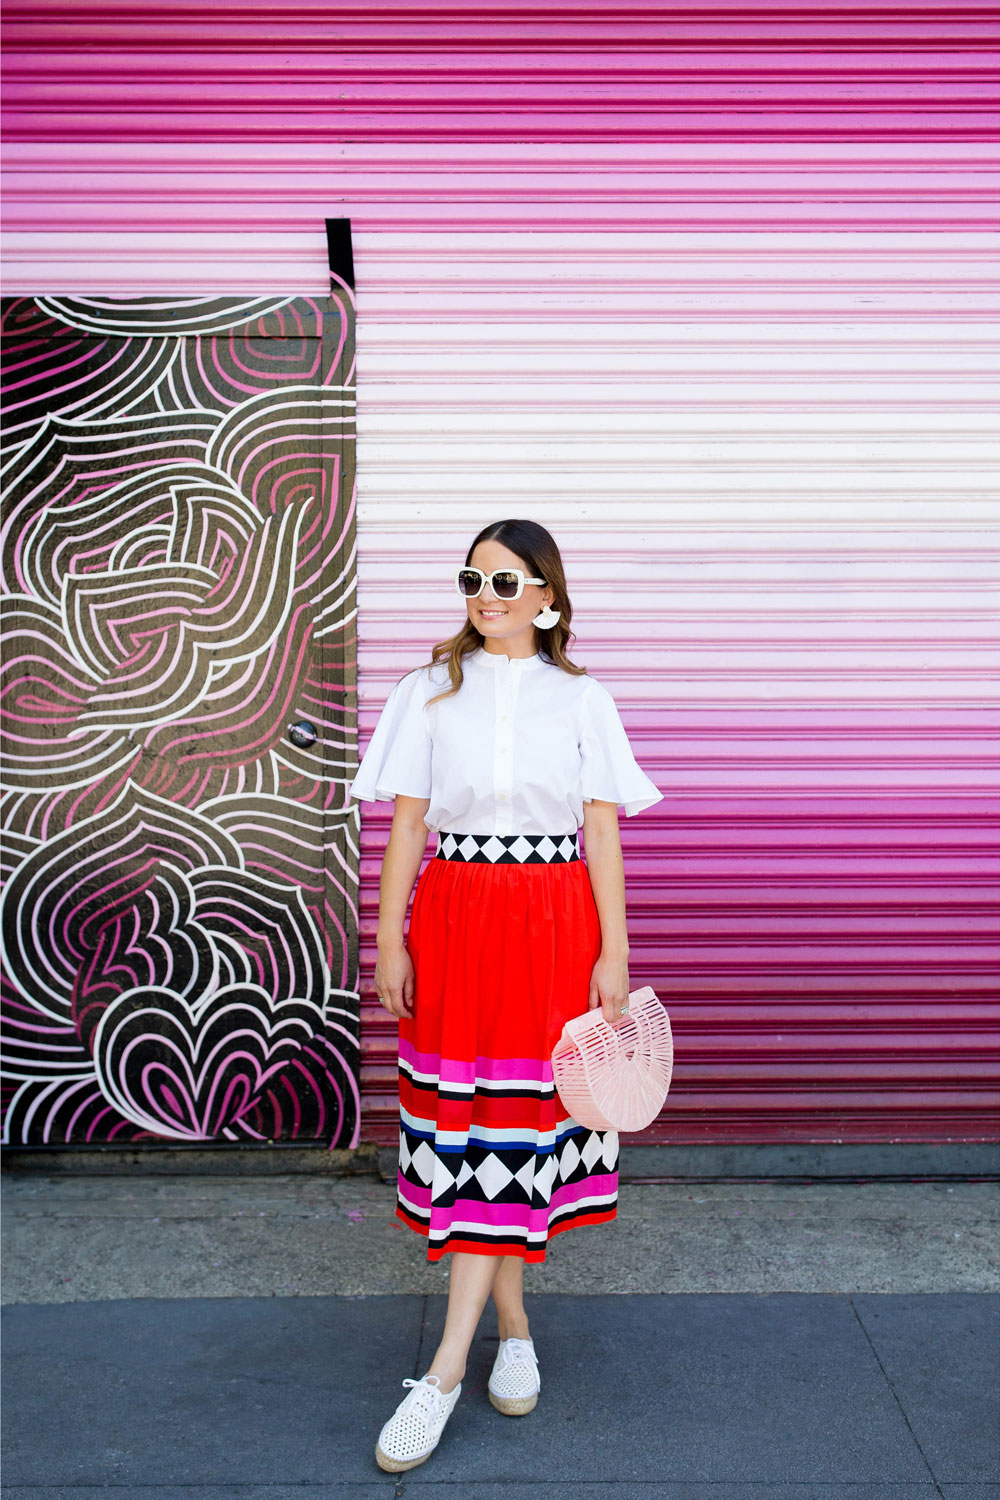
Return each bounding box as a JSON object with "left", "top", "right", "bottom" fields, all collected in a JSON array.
[
  {"left": 580, "top": 679, "right": 663, "bottom": 816},
  {"left": 348, "top": 668, "right": 433, "bottom": 803}
]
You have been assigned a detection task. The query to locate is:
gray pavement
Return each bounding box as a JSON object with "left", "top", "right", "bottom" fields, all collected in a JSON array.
[{"left": 2, "top": 1171, "right": 999, "bottom": 1497}]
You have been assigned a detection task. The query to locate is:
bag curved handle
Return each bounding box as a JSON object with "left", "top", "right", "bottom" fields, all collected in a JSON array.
[{"left": 551, "top": 987, "right": 673, "bottom": 1133}]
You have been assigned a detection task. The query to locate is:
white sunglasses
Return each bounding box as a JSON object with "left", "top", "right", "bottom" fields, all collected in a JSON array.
[{"left": 455, "top": 566, "right": 547, "bottom": 601}]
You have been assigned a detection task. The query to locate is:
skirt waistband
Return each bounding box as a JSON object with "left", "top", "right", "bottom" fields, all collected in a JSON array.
[{"left": 435, "top": 831, "right": 581, "bottom": 864}]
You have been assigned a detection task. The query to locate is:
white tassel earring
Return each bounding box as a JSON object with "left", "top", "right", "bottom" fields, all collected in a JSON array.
[{"left": 533, "top": 603, "right": 561, "bottom": 629}]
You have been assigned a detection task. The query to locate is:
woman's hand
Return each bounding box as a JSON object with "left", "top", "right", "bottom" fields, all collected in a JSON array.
[
  {"left": 375, "top": 939, "right": 416, "bottom": 1020},
  {"left": 588, "top": 948, "right": 630, "bottom": 1026}
]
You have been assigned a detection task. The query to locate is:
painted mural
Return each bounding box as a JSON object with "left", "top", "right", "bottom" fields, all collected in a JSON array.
[{"left": 0, "top": 284, "right": 360, "bottom": 1148}]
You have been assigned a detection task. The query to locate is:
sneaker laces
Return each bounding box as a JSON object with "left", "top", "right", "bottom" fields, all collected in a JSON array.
[
  {"left": 498, "top": 1337, "right": 537, "bottom": 1370},
  {"left": 401, "top": 1373, "right": 450, "bottom": 1420}
]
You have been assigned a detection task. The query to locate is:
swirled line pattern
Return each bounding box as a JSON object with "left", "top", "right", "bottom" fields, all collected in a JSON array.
[{"left": 0, "top": 292, "right": 360, "bottom": 1148}]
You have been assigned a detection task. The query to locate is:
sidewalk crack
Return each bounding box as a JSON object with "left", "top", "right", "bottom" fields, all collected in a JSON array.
[
  {"left": 413, "top": 1292, "right": 429, "bottom": 1377},
  {"left": 848, "top": 1293, "right": 944, "bottom": 1498}
]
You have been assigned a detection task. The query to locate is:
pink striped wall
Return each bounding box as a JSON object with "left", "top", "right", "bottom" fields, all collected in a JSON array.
[{"left": 3, "top": 3, "right": 998, "bottom": 1146}]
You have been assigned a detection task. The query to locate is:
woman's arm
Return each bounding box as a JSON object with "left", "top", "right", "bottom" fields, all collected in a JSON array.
[
  {"left": 374, "top": 794, "right": 431, "bottom": 1019},
  {"left": 580, "top": 799, "right": 631, "bottom": 1024}
]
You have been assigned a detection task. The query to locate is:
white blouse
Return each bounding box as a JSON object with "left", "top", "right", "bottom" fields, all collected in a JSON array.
[{"left": 348, "top": 645, "right": 662, "bottom": 836}]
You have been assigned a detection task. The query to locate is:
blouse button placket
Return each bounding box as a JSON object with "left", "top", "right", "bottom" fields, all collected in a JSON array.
[{"left": 494, "top": 659, "right": 519, "bottom": 834}]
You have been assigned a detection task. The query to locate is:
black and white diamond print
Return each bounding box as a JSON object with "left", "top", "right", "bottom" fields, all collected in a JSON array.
[
  {"left": 436, "top": 831, "right": 580, "bottom": 864},
  {"left": 399, "top": 1119, "right": 617, "bottom": 1210}
]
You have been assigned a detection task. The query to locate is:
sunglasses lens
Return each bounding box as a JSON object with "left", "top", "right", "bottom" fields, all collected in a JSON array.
[
  {"left": 492, "top": 571, "right": 520, "bottom": 598},
  {"left": 458, "top": 569, "right": 482, "bottom": 596}
]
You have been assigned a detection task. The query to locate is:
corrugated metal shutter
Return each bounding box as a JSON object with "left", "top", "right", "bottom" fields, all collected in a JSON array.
[{"left": 3, "top": 3, "right": 997, "bottom": 1147}]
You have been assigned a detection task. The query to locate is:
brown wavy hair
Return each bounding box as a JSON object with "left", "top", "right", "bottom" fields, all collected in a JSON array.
[{"left": 417, "top": 518, "right": 587, "bottom": 708}]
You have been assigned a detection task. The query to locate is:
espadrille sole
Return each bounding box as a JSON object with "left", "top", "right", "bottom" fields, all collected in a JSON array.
[
  {"left": 375, "top": 1441, "right": 438, "bottom": 1472},
  {"left": 488, "top": 1387, "right": 539, "bottom": 1416}
]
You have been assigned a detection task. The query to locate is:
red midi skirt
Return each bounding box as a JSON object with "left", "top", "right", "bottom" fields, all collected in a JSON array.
[{"left": 395, "top": 834, "right": 620, "bottom": 1262}]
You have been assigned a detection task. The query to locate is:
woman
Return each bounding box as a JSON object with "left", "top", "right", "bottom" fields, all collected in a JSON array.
[{"left": 348, "top": 518, "right": 662, "bottom": 1473}]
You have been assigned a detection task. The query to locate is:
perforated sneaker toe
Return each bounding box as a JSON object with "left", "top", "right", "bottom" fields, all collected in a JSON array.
[
  {"left": 375, "top": 1372, "right": 462, "bottom": 1472},
  {"left": 488, "top": 1336, "right": 541, "bottom": 1415}
]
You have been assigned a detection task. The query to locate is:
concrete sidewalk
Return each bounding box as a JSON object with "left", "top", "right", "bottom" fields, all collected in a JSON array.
[{"left": 2, "top": 1173, "right": 998, "bottom": 1498}]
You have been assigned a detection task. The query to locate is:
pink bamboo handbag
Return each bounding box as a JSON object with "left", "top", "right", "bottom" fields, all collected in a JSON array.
[{"left": 550, "top": 985, "right": 674, "bottom": 1132}]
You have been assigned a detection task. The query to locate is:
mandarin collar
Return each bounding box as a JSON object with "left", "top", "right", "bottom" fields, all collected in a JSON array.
[{"left": 470, "top": 646, "right": 545, "bottom": 672}]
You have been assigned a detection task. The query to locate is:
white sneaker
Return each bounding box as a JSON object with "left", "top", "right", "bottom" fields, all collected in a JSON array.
[
  {"left": 488, "top": 1336, "right": 541, "bottom": 1415},
  {"left": 375, "top": 1372, "right": 462, "bottom": 1472}
]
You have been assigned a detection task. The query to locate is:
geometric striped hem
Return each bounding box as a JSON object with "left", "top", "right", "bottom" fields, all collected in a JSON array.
[
  {"left": 395, "top": 1114, "right": 619, "bottom": 1264},
  {"left": 395, "top": 1034, "right": 620, "bottom": 1262},
  {"left": 395, "top": 1195, "right": 618, "bottom": 1264}
]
